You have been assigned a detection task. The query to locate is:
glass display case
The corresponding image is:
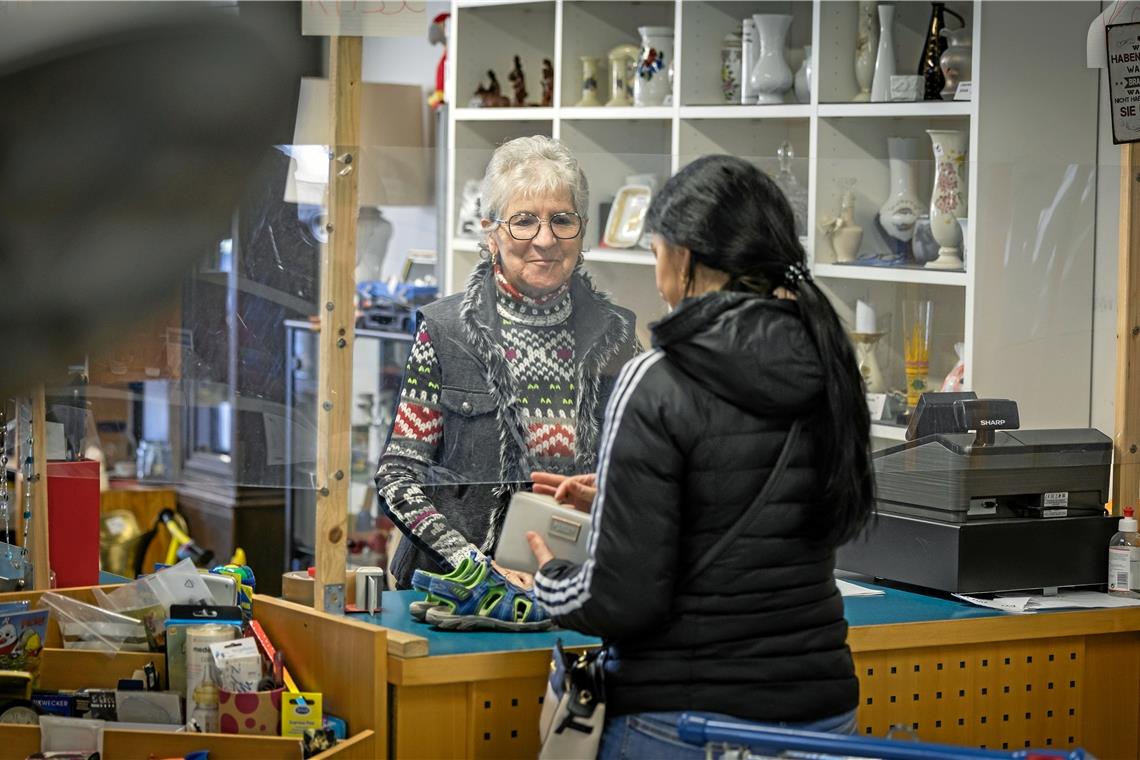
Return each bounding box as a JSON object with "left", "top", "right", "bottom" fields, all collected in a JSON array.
[{"left": 283, "top": 319, "right": 413, "bottom": 573}]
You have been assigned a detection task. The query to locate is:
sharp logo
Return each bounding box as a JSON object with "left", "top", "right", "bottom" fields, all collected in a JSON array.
[{"left": 979, "top": 419, "right": 1006, "bottom": 426}]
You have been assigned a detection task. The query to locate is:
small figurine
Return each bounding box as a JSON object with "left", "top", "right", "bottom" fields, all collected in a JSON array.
[
  {"left": 470, "top": 70, "right": 510, "bottom": 108},
  {"left": 541, "top": 58, "right": 554, "bottom": 107},
  {"left": 427, "top": 12, "right": 450, "bottom": 110},
  {"left": 508, "top": 55, "right": 527, "bottom": 107}
]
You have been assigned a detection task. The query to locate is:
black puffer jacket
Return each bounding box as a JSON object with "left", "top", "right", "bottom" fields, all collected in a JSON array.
[{"left": 534, "top": 291, "right": 857, "bottom": 723}]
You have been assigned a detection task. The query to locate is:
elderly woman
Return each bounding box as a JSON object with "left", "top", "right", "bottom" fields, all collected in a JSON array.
[{"left": 375, "top": 136, "right": 639, "bottom": 618}]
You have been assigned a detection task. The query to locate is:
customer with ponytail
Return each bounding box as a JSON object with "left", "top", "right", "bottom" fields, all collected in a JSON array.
[{"left": 525, "top": 155, "right": 875, "bottom": 757}]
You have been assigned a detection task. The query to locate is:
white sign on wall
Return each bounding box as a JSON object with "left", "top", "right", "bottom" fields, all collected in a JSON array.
[
  {"left": 301, "top": 1, "right": 427, "bottom": 38},
  {"left": 1107, "top": 22, "right": 1140, "bottom": 144}
]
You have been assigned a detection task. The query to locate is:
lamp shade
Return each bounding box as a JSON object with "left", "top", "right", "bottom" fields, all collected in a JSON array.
[{"left": 286, "top": 77, "right": 431, "bottom": 207}]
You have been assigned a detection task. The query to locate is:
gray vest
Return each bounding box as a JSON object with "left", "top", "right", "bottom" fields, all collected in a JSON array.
[{"left": 387, "top": 260, "right": 639, "bottom": 586}]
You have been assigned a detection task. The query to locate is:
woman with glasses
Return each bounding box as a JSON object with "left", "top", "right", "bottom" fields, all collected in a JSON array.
[
  {"left": 375, "top": 136, "right": 639, "bottom": 629},
  {"left": 527, "top": 155, "right": 874, "bottom": 754}
]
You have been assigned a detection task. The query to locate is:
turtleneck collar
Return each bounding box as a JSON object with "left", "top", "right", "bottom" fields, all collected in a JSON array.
[{"left": 493, "top": 260, "right": 573, "bottom": 327}]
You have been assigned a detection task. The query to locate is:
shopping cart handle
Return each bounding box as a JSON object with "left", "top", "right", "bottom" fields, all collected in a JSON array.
[{"left": 675, "top": 714, "right": 1090, "bottom": 760}]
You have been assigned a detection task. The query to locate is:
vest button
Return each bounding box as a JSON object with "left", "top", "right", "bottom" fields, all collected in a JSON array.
[{"left": 460, "top": 401, "right": 473, "bottom": 415}]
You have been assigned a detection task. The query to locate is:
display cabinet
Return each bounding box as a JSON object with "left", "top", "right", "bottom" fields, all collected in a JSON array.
[
  {"left": 283, "top": 320, "right": 413, "bottom": 573},
  {"left": 443, "top": 0, "right": 1100, "bottom": 444}
]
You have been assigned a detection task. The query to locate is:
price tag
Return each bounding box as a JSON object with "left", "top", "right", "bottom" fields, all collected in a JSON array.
[
  {"left": 865, "top": 393, "right": 888, "bottom": 421},
  {"left": 953, "top": 81, "right": 973, "bottom": 101}
]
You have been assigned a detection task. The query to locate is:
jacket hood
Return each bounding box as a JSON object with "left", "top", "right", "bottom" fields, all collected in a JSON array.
[{"left": 651, "top": 291, "right": 824, "bottom": 416}]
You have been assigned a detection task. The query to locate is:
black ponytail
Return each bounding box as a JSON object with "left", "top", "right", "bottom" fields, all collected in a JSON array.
[{"left": 645, "top": 155, "right": 874, "bottom": 546}]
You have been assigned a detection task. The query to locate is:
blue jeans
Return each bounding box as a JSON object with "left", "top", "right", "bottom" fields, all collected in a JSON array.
[{"left": 596, "top": 708, "right": 858, "bottom": 760}]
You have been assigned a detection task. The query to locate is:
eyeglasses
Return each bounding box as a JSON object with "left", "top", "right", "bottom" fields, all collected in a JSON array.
[{"left": 495, "top": 211, "right": 583, "bottom": 241}]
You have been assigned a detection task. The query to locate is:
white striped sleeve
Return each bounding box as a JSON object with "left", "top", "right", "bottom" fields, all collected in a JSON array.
[{"left": 534, "top": 350, "right": 666, "bottom": 616}]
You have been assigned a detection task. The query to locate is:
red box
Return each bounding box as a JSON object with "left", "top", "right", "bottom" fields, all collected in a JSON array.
[{"left": 46, "top": 460, "right": 100, "bottom": 587}]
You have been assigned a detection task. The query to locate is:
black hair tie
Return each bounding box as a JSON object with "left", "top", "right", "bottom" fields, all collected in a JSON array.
[{"left": 783, "top": 261, "right": 812, "bottom": 288}]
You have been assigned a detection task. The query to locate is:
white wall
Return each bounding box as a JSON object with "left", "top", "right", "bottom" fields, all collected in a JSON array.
[
  {"left": 1093, "top": 66, "right": 1120, "bottom": 437},
  {"left": 361, "top": 4, "right": 449, "bottom": 280}
]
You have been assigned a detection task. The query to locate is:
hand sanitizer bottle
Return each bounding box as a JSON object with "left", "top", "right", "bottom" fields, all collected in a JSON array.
[{"left": 1108, "top": 506, "right": 1140, "bottom": 596}]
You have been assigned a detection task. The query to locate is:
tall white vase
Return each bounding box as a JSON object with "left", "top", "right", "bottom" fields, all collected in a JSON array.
[
  {"left": 870, "top": 4, "right": 896, "bottom": 102},
  {"left": 748, "top": 14, "right": 793, "bottom": 105},
  {"left": 853, "top": 1, "right": 877, "bottom": 102},
  {"left": 878, "top": 137, "right": 922, "bottom": 259},
  {"left": 926, "top": 129, "right": 968, "bottom": 270}
]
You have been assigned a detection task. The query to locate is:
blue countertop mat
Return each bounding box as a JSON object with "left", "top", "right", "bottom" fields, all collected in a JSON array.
[
  {"left": 349, "top": 581, "right": 1005, "bottom": 658},
  {"left": 348, "top": 590, "right": 601, "bottom": 656},
  {"left": 839, "top": 578, "right": 1006, "bottom": 626}
]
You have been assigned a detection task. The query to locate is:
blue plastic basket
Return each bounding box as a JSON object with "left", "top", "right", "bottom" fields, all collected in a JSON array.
[{"left": 676, "top": 714, "right": 1092, "bottom": 760}]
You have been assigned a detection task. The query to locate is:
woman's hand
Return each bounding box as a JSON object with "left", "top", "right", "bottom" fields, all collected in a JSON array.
[
  {"left": 527, "top": 531, "right": 555, "bottom": 568},
  {"left": 531, "top": 471, "right": 597, "bottom": 513}
]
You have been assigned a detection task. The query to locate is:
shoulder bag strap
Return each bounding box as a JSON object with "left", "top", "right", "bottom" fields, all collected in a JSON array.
[{"left": 681, "top": 418, "right": 804, "bottom": 586}]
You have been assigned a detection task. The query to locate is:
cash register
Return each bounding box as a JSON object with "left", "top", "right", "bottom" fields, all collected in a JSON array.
[{"left": 837, "top": 393, "right": 1118, "bottom": 594}]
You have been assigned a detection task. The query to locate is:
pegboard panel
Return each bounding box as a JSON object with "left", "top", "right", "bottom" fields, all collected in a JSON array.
[
  {"left": 855, "top": 636, "right": 1085, "bottom": 752},
  {"left": 469, "top": 675, "right": 548, "bottom": 759}
]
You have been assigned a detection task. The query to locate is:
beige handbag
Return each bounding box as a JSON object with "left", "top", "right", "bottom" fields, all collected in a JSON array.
[{"left": 538, "top": 640, "right": 606, "bottom": 759}]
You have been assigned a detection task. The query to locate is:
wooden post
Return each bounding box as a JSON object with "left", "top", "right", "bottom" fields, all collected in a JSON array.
[
  {"left": 1114, "top": 143, "right": 1140, "bottom": 514},
  {"left": 30, "top": 386, "right": 50, "bottom": 589},
  {"left": 314, "top": 36, "right": 362, "bottom": 613}
]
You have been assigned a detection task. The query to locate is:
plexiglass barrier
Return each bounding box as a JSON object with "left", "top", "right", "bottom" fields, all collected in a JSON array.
[{"left": 2, "top": 139, "right": 1111, "bottom": 586}]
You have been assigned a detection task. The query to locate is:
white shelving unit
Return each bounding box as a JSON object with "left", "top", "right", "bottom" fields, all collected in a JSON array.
[{"left": 444, "top": 0, "right": 1100, "bottom": 442}]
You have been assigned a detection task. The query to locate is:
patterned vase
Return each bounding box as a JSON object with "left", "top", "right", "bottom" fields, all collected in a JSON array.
[
  {"left": 575, "top": 56, "right": 601, "bottom": 107},
  {"left": 853, "top": 1, "right": 877, "bottom": 102},
  {"left": 926, "top": 129, "right": 968, "bottom": 269},
  {"left": 634, "top": 26, "right": 673, "bottom": 107},
  {"left": 877, "top": 137, "right": 922, "bottom": 259}
]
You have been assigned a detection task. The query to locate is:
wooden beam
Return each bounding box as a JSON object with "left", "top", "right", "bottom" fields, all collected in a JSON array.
[
  {"left": 30, "top": 387, "right": 50, "bottom": 589},
  {"left": 314, "top": 36, "right": 362, "bottom": 614},
  {"left": 1114, "top": 143, "right": 1140, "bottom": 514}
]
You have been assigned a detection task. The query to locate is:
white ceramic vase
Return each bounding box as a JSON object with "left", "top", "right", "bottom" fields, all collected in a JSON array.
[
  {"left": 926, "top": 129, "right": 968, "bottom": 269},
  {"left": 635, "top": 26, "right": 674, "bottom": 107},
  {"left": 870, "top": 4, "right": 896, "bottom": 102},
  {"left": 576, "top": 56, "right": 602, "bottom": 107},
  {"left": 878, "top": 137, "right": 922, "bottom": 256},
  {"left": 794, "top": 45, "right": 812, "bottom": 104},
  {"left": 748, "top": 14, "right": 793, "bottom": 105},
  {"left": 853, "top": 1, "right": 877, "bottom": 102}
]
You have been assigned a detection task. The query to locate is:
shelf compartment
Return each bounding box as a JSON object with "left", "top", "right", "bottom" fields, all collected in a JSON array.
[
  {"left": 814, "top": 263, "right": 967, "bottom": 286},
  {"left": 560, "top": 106, "right": 674, "bottom": 121},
  {"left": 559, "top": 119, "right": 672, "bottom": 251},
  {"left": 454, "top": 2, "right": 555, "bottom": 111},
  {"left": 679, "top": 1, "right": 813, "bottom": 108},
  {"left": 817, "top": 1, "right": 975, "bottom": 104},
  {"left": 560, "top": 0, "right": 675, "bottom": 109},
  {"left": 454, "top": 107, "right": 557, "bottom": 121},
  {"left": 585, "top": 248, "right": 655, "bottom": 265},
  {"left": 814, "top": 114, "right": 970, "bottom": 266},
  {"left": 818, "top": 102, "right": 973, "bottom": 118}
]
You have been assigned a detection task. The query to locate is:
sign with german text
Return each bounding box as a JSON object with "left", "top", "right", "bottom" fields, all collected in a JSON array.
[
  {"left": 1108, "top": 22, "right": 1140, "bottom": 143},
  {"left": 302, "top": 1, "right": 427, "bottom": 38}
]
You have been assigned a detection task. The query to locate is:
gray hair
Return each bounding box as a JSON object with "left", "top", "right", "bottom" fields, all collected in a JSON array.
[{"left": 480, "top": 136, "right": 589, "bottom": 224}]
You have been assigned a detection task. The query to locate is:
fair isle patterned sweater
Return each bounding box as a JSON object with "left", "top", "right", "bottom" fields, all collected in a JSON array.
[{"left": 375, "top": 266, "right": 580, "bottom": 569}]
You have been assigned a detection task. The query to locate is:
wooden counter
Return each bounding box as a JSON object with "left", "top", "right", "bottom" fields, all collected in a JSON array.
[{"left": 353, "top": 585, "right": 1140, "bottom": 759}]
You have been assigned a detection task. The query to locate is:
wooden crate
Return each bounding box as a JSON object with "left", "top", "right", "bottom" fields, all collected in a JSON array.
[{"left": 0, "top": 589, "right": 387, "bottom": 759}]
